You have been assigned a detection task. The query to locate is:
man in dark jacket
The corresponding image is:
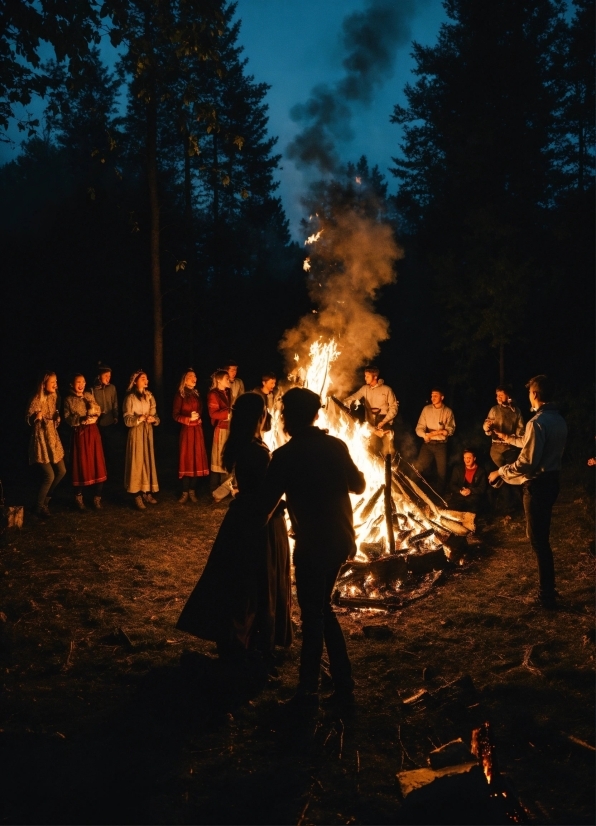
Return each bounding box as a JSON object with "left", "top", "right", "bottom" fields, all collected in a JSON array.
[
  {"left": 447, "top": 449, "right": 488, "bottom": 513},
  {"left": 263, "top": 388, "right": 365, "bottom": 709}
]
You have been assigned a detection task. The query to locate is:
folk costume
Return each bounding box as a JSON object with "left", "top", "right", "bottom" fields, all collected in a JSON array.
[
  {"left": 64, "top": 391, "right": 107, "bottom": 508},
  {"left": 27, "top": 390, "right": 66, "bottom": 511},
  {"left": 123, "top": 386, "right": 160, "bottom": 497},
  {"left": 207, "top": 387, "right": 231, "bottom": 475},
  {"left": 177, "top": 438, "right": 292, "bottom": 656},
  {"left": 173, "top": 388, "right": 209, "bottom": 493}
]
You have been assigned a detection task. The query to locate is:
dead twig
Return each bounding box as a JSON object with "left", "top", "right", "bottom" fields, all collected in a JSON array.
[
  {"left": 521, "top": 644, "right": 544, "bottom": 677},
  {"left": 62, "top": 640, "right": 75, "bottom": 672}
]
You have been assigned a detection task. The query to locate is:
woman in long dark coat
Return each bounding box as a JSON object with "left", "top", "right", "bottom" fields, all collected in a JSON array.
[{"left": 177, "top": 392, "right": 292, "bottom": 662}]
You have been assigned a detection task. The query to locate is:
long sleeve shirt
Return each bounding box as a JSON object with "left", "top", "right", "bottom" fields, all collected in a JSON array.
[
  {"left": 344, "top": 381, "right": 398, "bottom": 428},
  {"left": 93, "top": 383, "right": 119, "bottom": 426},
  {"left": 483, "top": 403, "right": 524, "bottom": 443},
  {"left": 262, "top": 427, "right": 366, "bottom": 568},
  {"left": 498, "top": 404, "right": 567, "bottom": 485},
  {"left": 207, "top": 388, "right": 231, "bottom": 429},
  {"left": 229, "top": 378, "right": 245, "bottom": 405},
  {"left": 123, "top": 391, "right": 160, "bottom": 427},
  {"left": 415, "top": 404, "right": 455, "bottom": 441},
  {"left": 64, "top": 391, "right": 100, "bottom": 428}
]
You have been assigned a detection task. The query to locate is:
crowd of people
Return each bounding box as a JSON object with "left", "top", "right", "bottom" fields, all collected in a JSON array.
[{"left": 25, "top": 361, "right": 569, "bottom": 707}]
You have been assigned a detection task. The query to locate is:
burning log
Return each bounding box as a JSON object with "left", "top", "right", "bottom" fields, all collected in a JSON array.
[
  {"left": 384, "top": 454, "right": 396, "bottom": 554},
  {"left": 358, "top": 485, "right": 384, "bottom": 520}
]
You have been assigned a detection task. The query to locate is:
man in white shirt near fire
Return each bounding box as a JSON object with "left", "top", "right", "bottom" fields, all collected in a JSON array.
[
  {"left": 344, "top": 366, "right": 398, "bottom": 458},
  {"left": 414, "top": 387, "right": 456, "bottom": 495}
]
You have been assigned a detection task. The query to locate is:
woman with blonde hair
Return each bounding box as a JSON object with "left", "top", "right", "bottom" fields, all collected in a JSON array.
[
  {"left": 26, "top": 372, "right": 66, "bottom": 518},
  {"left": 123, "top": 370, "right": 160, "bottom": 510},
  {"left": 207, "top": 369, "right": 232, "bottom": 488},
  {"left": 64, "top": 373, "right": 107, "bottom": 510},
  {"left": 173, "top": 369, "right": 209, "bottom": 503}
]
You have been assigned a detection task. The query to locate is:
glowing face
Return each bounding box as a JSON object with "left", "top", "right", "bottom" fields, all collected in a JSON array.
[
  {"left": 431, "top": 391, "right": 444, "bottom": 407},
  {"left": 262, "top": 378, "right": 276, "bottom": 394},
  {"left": 100, "top": 371, "right": 111, "bottom": 386},
  {"left": 44, "top": 375, "right": 58, "bottom": 393},
  {"left": 364, "top": 371, "right": 377, "bottom": 386},
  {"left": 496, "top": 390, "right": 508, "bottom": 405},
  {"left": 218, "top": 374, "right": 231, "bottom": 390},
  {"left": 135, "top": 374, "right": 149, "bottom": 392},
  {"left": 184, "top": 372, "right": 197, "bottom": 389},
  {"left": 463, "top": 452, "right": 476, "bottom": 469},
  {"left": 226, "top": 366, "right": 238, "bottom": 381},
  {"left": 73, "top": 376, "right": 86, "bottom": 395}
]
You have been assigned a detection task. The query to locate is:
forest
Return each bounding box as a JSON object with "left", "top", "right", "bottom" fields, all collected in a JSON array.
[{"left": 0, "top": 0, "right": 594, "bottom": 482}]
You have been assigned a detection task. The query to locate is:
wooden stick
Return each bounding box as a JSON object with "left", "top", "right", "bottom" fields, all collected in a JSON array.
[{"left": 385, "top": 454, "right": 396, "bottom": 554}]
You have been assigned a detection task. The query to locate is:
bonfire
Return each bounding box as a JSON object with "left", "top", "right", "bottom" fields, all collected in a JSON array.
[{"left": 264, "top": 339, "right": 475, "bottom": 610}]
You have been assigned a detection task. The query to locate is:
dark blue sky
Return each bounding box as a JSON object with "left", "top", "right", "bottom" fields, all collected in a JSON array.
[{"left": 0, "top": 1, "right": 443, "bottom": 234}]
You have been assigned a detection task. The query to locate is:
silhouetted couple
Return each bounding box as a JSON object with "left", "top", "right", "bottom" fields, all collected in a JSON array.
[{"left": 177, "top": 387, "right": 365, "bottom": 710}]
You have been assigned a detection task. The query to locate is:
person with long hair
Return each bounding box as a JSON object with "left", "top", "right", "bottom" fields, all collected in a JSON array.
[
  {"left": 207, "top": 369, "right": 232, "bottom": 488},
  {"left": 177, "top": 392, "right": 292, "bottom": 671},
  {"left": 26, "top": 372, "right": 66, "bottom": 518},
  {"left": 173, "top": 369, "right": 209, "bottom": 503},
  {"left": 123, "top": 370, "right": 160, "bottom": 510},
  {"left": 64, "top": 373, "right": 107, "bottom": 510}
]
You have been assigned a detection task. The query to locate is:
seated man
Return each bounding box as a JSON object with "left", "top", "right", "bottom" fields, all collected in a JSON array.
[
  {"left": 447, "top": 449, "right": 487, "bottom": 513},
  {"left": 343, "top": 365, "right": 398, "bottom": 458}
]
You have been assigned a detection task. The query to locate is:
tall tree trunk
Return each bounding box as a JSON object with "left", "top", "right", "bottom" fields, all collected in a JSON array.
[
  {"left": 183, "top": 134, "right": 195, "bottom": 363},
  {"left": 499, "top": 343, "right": 505, "bottom": 386},
  {"left": 146, "top": 84, "right": 163, "bottom": 401},
  {"left": 212, "top": 132, "right": 219, "bottom": 282}
]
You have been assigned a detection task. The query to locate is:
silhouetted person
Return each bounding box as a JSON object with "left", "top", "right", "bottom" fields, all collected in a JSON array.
[
  {"left": 263, "top": 387, "right": 365, "bottom": 710},
  {"left": 252, "top": 371, "right": 278, "bottom": 434},
  {"left": 488, "top": 375, "right": 567, "bottom": 609}
]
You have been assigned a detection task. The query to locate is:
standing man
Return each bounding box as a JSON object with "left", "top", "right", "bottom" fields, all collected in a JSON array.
[
  {"left": 344, "top": 366, "right": 398, "bottom": 457},
  {"left": 224, "top": 361, "right": 245, "bottom": 406},
  {"left": 484, "top": 385, "right": 524, "bottom": 511},
  {"left": 488, "top": 375, "right": 567, "bottom": 609},
  {"left": 415, "top": 387, "right": 455, "bottom": 495},
  {"left": 93, "top": 363, "right": 119, "bottom": 474},
  {"left": 263, "top": 388, "right": 365, "bottom": 710},
  {"left": 252, "top": 371, "right": 278, "bottom": 433}
]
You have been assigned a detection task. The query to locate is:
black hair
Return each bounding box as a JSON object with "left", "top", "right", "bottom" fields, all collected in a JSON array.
[
  {"left": 261, "top": 371, "right": 277, "bottom": 383},
  {"left": 364, "top": 365, "right": 380, "bottom": 377},
  {"left": 282, "top": 387, "right": 321, "bottom": 436},
  {"left": 222, "top": 393, "right": 266, "bottom": 472}
]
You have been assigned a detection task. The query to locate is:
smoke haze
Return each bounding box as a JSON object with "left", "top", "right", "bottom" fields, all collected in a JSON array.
[{"left": 287, "top": 0, "right": 426, "bottom": 173}]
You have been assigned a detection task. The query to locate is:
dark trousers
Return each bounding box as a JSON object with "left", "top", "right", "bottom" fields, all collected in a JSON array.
[
  {"left": 38, "top": 460, "right": 66, "bottom": 506},
  {"left": 294, "top": 557, "right": 353, "bottom": 695},
  {"left": 523, "top": 472, "right": 560, "bottom": 598},
  {"left": 416, "top": 442, "right": 448, "bottom": 494},
  {"left": 490, "top": 443, "right": 522, "bottom": 511},
  {"left": 447, "top": 492, "right": 481, "bottom": 514}
]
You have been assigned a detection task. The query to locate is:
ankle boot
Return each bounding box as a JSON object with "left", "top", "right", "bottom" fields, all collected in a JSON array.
[
  {"left": 134, "top": 494, "right": 146, "bottom": 510},
  {"left": 178, "top": 492, "right": 189, "bottom": 504},
  {"left": 93, "top": 496, "right": 102, "bottom": 510},
  {"left": 36, "top": 503, "right": 52, "bottom": 519},
  {"left": 75, "top": 492, "right": 86, "bottom": 511},
  {"left": 143, "top": 492, "right": 158, "bottom": 505},
  {"left": 188, "top": 489, "right": 198, "bottom": 503}
]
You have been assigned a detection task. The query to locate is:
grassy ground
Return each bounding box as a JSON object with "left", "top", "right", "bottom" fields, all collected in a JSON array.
[{"left": 0, "top": 465, "right": 594, "bottom": 825}]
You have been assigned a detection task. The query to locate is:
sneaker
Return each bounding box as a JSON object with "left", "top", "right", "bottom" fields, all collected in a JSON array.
[
  {"left": 143, "top": 493, "right": 158, "bottom": 505},
  {"left": 35, "top": 504, "right": 52, "bottom": 519},
  {"left": 134, "top": 494, "right": 146, "bottom": 510}
]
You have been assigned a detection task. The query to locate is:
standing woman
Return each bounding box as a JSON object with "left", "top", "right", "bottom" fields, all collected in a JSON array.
[
  {"left": 177, "top": 392, "right": 292, "bottom": 666},
  {"left": 27, "top": 372, "right": 66, "bottom": 518},
  {"left": 207, "top": 370, "right": 232, "bottom": 488},
  {"left": 64, "top": 374, "right": 107, "bottom": 510},
  {"left": 123, "top": 370, "right": 160, "bottom": 510},
  {"left": 173, "top": 369, "right": 209, "bottom": 503}
]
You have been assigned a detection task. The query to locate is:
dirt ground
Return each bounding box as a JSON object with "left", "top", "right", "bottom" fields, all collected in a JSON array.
[{"left": 0, "top": 462, "right": 594, "bottom": 825}]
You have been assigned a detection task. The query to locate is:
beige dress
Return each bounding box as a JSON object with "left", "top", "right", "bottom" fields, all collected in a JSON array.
[
  {"left": 123, "top": 391, "right": 160, "bottom": 493},
  {"left": 27, "top": 393, "right": 65, "bottom": 465}
]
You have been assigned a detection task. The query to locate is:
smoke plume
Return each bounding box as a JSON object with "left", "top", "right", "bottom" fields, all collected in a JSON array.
[
  {"left": 287, "top": 0, "right": 425, "bottom": 174},
  {"left": 281, "top": 209, "right": 404, "bottom": 394}
]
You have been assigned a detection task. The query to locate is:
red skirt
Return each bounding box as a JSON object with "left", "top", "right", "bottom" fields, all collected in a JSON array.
[
  {"left": 179, "top": 424, "right": 209, "bottom": 478},
  {"left": 71, "top": 423, "right": 107, "bottom": 486}
]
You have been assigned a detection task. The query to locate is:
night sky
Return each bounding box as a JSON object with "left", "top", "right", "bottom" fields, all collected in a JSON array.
[{"left": 0, "top": 0, "right": 447, "bottom": 235}]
